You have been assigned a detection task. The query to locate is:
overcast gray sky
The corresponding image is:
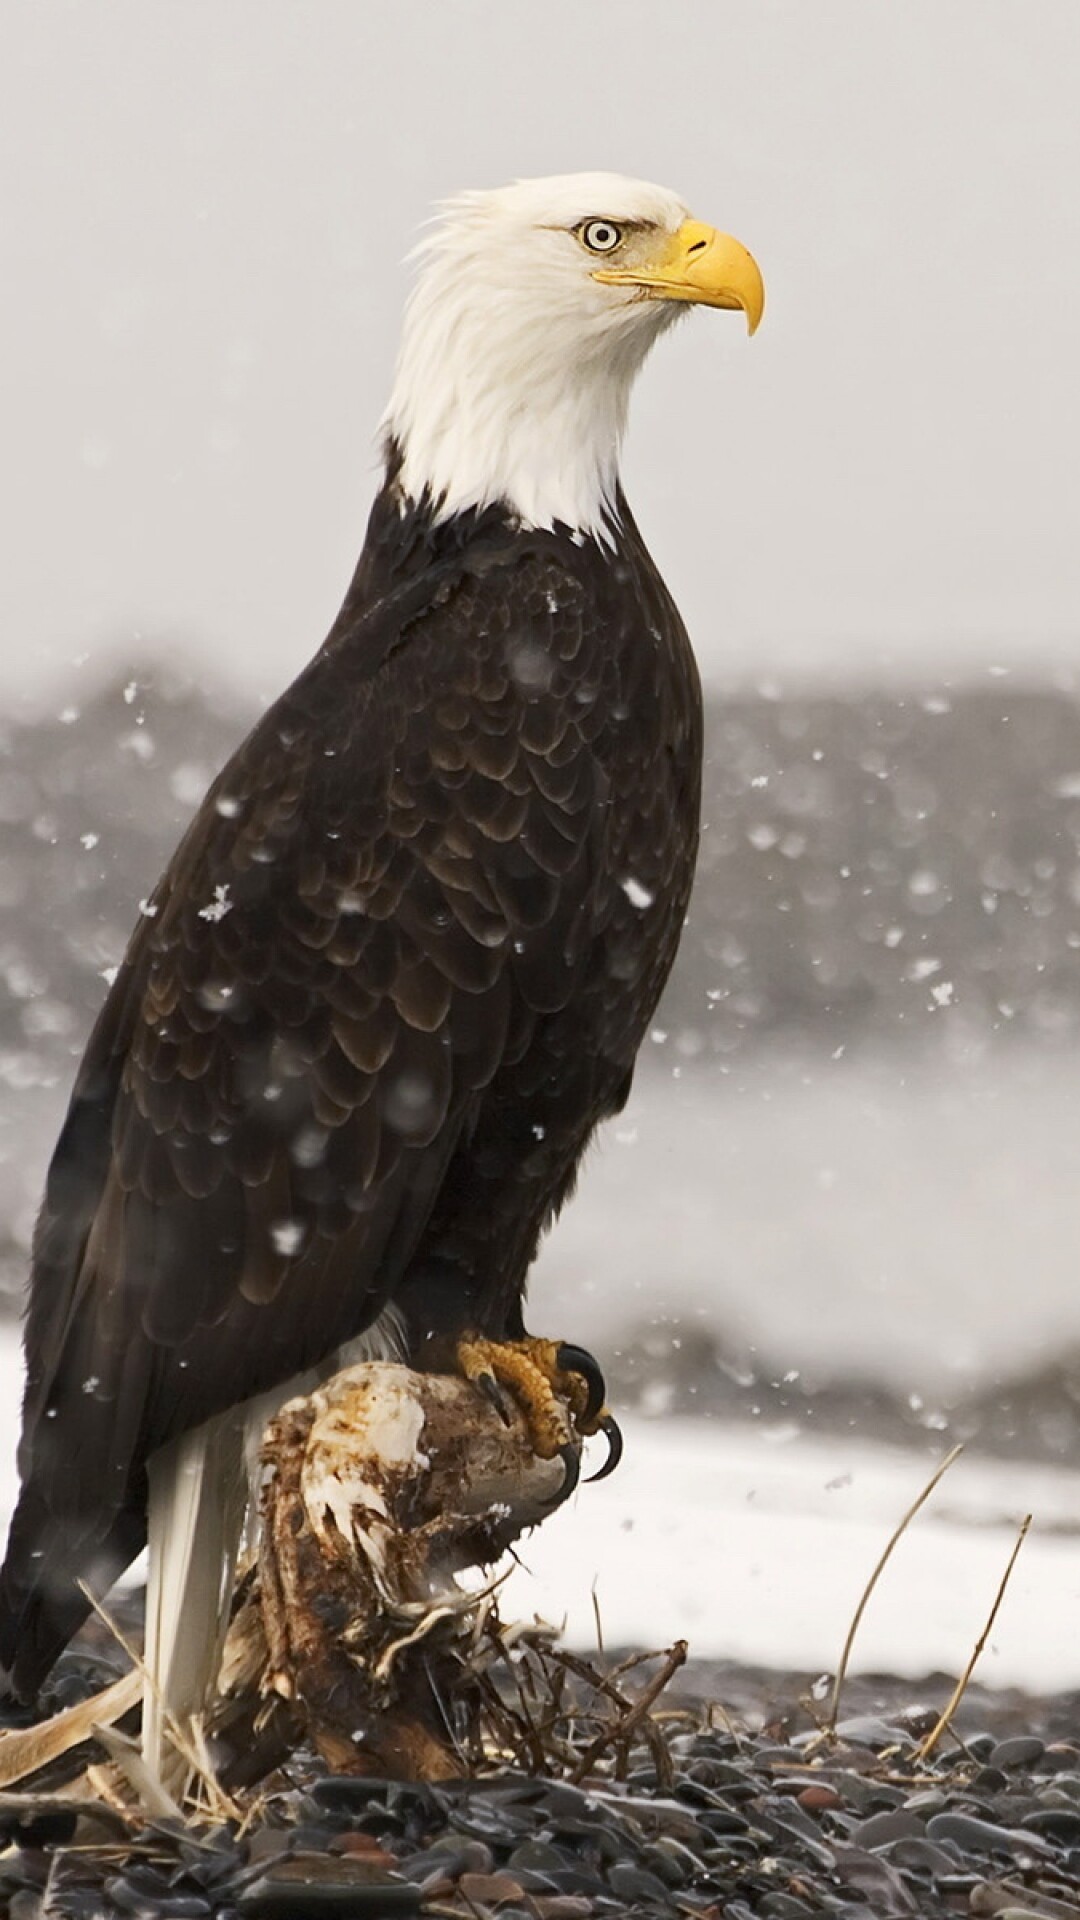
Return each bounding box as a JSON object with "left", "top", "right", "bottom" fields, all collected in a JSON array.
[{"left": 3, "top": 1, "right": 1078, "bottom": 713}]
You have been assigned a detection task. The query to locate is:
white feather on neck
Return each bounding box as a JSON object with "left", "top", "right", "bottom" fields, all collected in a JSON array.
[{"left": 382, "top": 180, "right": 685, "bottom": 539}]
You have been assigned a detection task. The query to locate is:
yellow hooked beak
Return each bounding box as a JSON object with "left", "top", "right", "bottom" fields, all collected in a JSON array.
[{"left": 592, "top": 219, "right": 765, "bottom": 335}]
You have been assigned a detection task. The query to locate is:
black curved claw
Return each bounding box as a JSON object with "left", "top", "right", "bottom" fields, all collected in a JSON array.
[
  {"left": 474, "top": 1369, "right": 513, "bottom": 1427},
  {"left": 546, "top": 1439, "right": 581, "bottom": 1509},
  {"left": 555, "top": 1342, "right": 607, "bottom": 1426},
  {"left": 585, "top": 1412, "right": 624, "bottom": 1483}
]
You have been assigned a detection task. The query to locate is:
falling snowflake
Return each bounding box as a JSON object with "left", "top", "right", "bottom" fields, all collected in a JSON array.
[
  {"left": 198, "top": 883, "right": 233, "bottom": 923},
  {"left": 120, "top": 728, "right": 155, "bottom": 762},
  {"left": 170, "top": 762, "right": 212, "bottom": 808},
  {"left": 270, "top": 1219, "right": 305, "bottom": 1257}
]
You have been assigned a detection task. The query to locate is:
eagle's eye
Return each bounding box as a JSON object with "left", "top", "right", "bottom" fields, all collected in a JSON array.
[{"left": 580, "top": 219, "right": 623, "bottom": 255}]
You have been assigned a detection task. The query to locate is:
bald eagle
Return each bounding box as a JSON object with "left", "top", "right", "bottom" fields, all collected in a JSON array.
[{"left": 0, "top": 174, "right": 762, "bottom": 1711}]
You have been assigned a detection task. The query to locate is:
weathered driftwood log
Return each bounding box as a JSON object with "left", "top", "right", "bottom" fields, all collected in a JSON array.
[{"left": 214, "top": 1362, "right": 578, "bottom": 1782}]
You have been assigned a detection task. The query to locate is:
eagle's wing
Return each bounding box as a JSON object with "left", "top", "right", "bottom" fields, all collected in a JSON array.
[{"left": 1, "top": 540, "right": 616, "bottom": 1690}]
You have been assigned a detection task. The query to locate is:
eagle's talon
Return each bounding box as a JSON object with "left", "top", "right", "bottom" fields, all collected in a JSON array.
[
  {"left": 455, "top": 1332, "right": 619, "bottom": 1487},
  {"left": 585, "top": 1411, "right": 623, "bottom": 1483},
  {"left": 554, "top": 1342, "right": 607, "bottom": 1427},
  {"left": 474, "top": 1369, "right": 514, "bottom": 1427},
  {"left": 552, "top": 1440, "right": 581, "bottom": 1506}
]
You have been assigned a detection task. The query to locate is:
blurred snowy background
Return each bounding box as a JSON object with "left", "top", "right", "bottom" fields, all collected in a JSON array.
[{"left": 2, "top": 1, "right": 1080, "bottom": 1684}]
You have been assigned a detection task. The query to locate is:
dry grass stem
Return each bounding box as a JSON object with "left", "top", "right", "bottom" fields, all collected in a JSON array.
[
  {"left": 591, "top": 1583, "right": 605, "bottom": 1657},
  {"left": 89, "top": 1722, "right": 186, "bottom": 1822},
  {"left": 823, "top": 1442, "right": 965, "bottom": 1739},
  {"left": 77, "top": 1582, "right": 241, "bottom": 1822},
  {"left": 0, "top": 1670, "right": 142, "bottom": 1790},
  {"left": 915, "top": 1512, "right": 1033, "bottom": 1763}
]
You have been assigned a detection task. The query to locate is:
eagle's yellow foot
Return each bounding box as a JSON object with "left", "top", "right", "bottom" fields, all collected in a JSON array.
[{"left": 455, "top": 1335, "right": 623, "bottom": 1493}]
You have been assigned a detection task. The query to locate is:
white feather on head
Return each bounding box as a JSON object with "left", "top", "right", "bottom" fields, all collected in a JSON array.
[{"left": 382, "top": 173, "right": 693, "bottom": 540}]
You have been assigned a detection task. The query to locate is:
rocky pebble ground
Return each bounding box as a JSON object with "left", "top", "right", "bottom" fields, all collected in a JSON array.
[{"left": 2, "top": 1662, "right": 1080, "bottom": 1918}]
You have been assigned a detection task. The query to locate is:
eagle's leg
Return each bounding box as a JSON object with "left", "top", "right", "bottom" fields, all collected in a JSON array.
[{"left": 455, "top": 1335, "right": 622, "bottom": 1484}]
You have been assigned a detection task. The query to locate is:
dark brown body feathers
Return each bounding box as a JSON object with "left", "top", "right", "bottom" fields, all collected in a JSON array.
[{"left": 0, "top": 474, "right": 702, "bottom": 1697}]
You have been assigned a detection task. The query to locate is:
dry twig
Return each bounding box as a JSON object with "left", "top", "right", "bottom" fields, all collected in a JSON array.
[
  {"left": 822, "top": 1443, "right": 964, "bottom": 1740},
  {"left": 569, "top": 1639, "right": 687, "bottom": 1784}
]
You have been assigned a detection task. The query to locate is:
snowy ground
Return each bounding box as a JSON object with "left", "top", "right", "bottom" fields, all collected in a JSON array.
[
  {"left": 0, "top": 1325, "right": 1076, "bottom": 1696},
  {"left": 500, "top": 1415, "right": 1080, "bottom": 1694}
]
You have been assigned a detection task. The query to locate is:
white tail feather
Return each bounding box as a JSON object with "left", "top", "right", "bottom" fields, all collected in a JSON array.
[{"left": 143, "top": 1413, "right": 248, "bottom": 1792}]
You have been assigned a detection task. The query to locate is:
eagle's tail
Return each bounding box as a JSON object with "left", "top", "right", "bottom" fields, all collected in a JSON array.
[{"left": 142, "top": 1412, "right": 249, "bottom": 1791}]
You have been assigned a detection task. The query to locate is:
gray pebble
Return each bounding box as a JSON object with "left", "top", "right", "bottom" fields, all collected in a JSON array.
[
  {"left": 691, "top": 1761, "right": 759, "bottom": 1796},
  {"left": 607, "top": 1860, "right": 677, "bottom": 1902},
  {"left": 817, "top": 1771, "right": 879, "bottom": 1814},
  {"left": 850, "top": 1809, "right": 924, "bottom": 1849},
  {"left": 989, "top": 1911, "right": 1075, "bottom": 1920},
  {"left": 885, "top": 1836, "right": 966, "bottom": 1874},
  {"left": 972, "top": 1766, "right": 1009, "bottom": 1793},
  {"left": 410, "top": 1839, "right": 493, "bottom": 1878},
  {"left": 927, "top": 1812, "right": 1051, "bottom": 1857},
  {"left": 106, "top": 1883, "right": 212, "bottom": 1919},
  {"left": 549, "top": 1815, "right": 622, "bottom": 1862},
  {"left": 1038, "top": 1776, "right": 1080, "bottom": 1804},
  {"left": 832, "top": 1843, "right": 922, "bottom": 1913},
  {"left": 902, "top": 1789, "right": 947, "bottom": 1815},
  {"left": 687, "top": 1756, "right": 738, "bottom": 1786},
  {"left": 645, "top": 1835, "right": 706, "bottom": 1882},
  {"left": 307, "top": 1778, "right": 390, "bottom": 1812},
  {"left": 237, "top": 1862, "right": 422, "bottom": 1916},
  {"left": 990, "top": 1736, "right": 1045, "bottom": 1769},
  {"left": 697, "top": 1805, "right": 752, "bottom": 1835},
  {"left": 246, "top": 1830, "right": 292, "bottom": 1864},
  {"left": 287, "top": 1825, "right": 342, "bottom": 1852},
  {"left": 833, "top": 1715, "right": 908, "bottom": 1747},
  {"left": 509, "top": 1840, "right": 578, "bottom": 1875},
  {"left": 638, "top": 1841, "right": 689, "bottom": 1886},
  {"left": 537, "top": 1782, "right": 599, "bottom": 1819},
  {"left": 1020, "top": 1807, "right": 1080, "bottom": 1842}
]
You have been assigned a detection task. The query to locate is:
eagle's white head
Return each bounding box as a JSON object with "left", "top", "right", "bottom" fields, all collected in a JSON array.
[{"left": 383, "top": 172, "right": 764, "bottom": 541}]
